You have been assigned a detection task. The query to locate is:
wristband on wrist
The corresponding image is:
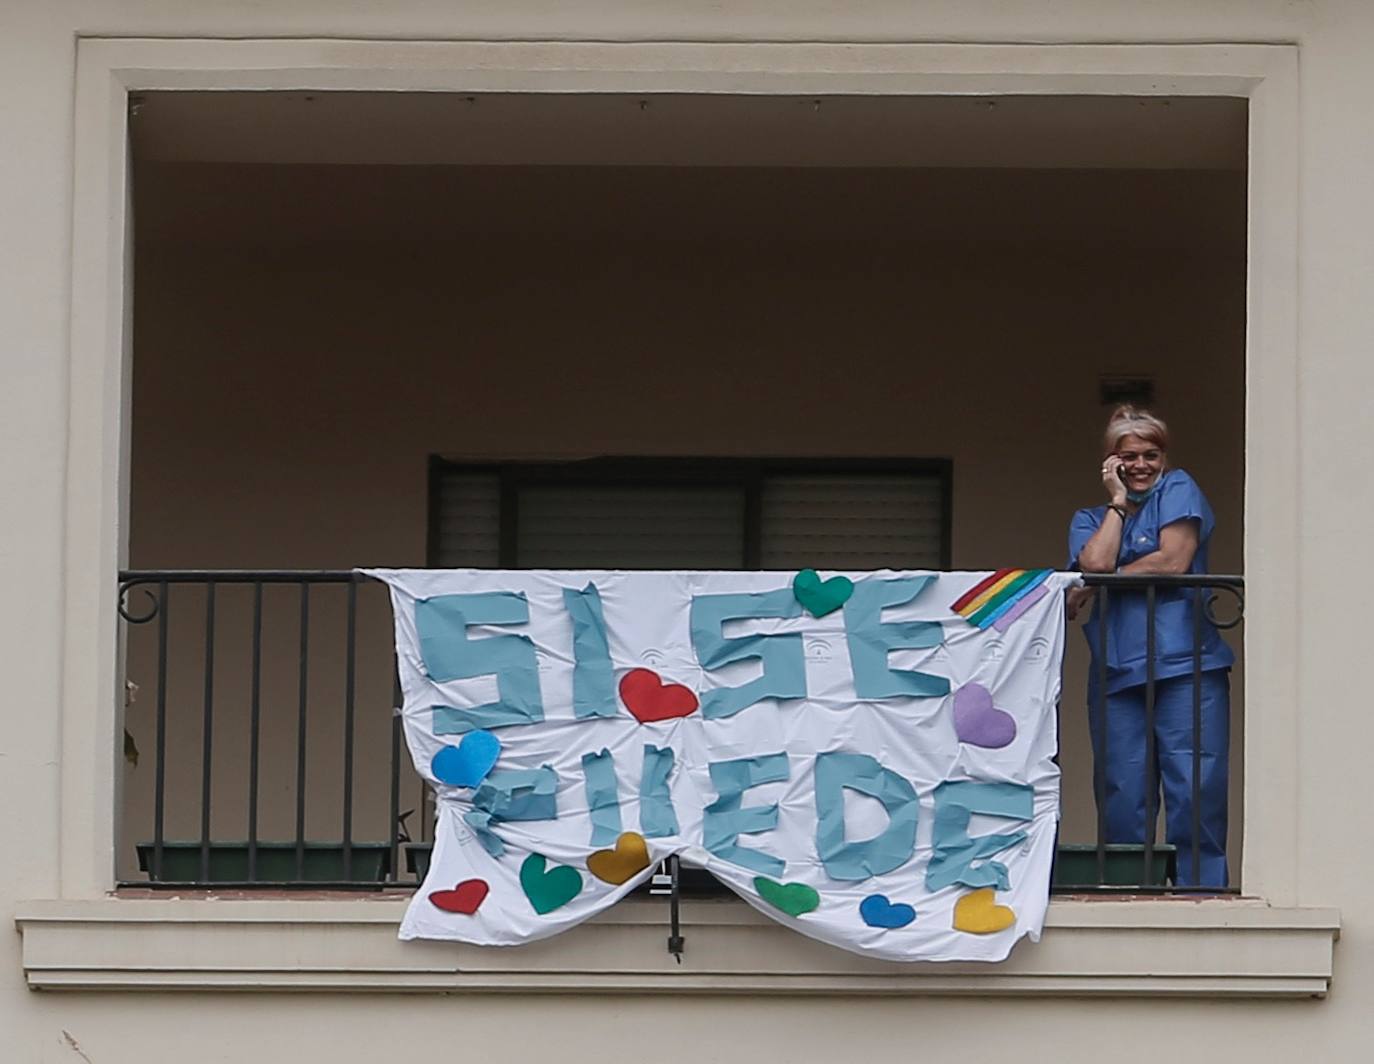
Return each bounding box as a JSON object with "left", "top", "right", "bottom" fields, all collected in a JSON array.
[{"left": 1107, "top": 503, "right": 1128, "bottom": 522}]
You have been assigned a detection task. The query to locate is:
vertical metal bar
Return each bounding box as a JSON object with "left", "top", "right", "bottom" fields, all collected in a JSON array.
[
  {"left": 1095, "top": 585, "right": 1109, "bottom": 886},
  {"left": 667, "top": 853, "right": 684, "bottom": 960},
  {"left": 1143, "top": 584, "right": 1158, "bottom": 885},
  {"left": 199, "top": 580, "right": 217, "bottom": 884},
  {"left": 389, "top": 655, "right": 402, "bottom": 884},
  {"left": 1192, "top": 585, "right": 1204, "bottom": 887},
  {"left": 152, "top": 580, "right": 169, "bottom": 882},
  {"left": 295, "top": 582, "right": 310, "bottom": 881},
  {"left": 247, "top": 580, "right": 263, "bottom": 882},
  {"left": 341, "top": 578, "right": 358, "bottom": 882}
]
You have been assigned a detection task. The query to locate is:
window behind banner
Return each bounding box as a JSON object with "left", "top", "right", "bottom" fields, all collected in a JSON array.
[
  {"left": 426, "top": 457, "right": 950, "bottom": 894},
  {"left": 427, "top": 458, "right": 951, "bottom": 571}
]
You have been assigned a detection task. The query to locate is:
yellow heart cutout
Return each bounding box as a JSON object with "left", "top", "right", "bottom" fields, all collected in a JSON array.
[
  {"left": 587, "top": 832, "right": 651, "bottom": 885},
  {"left": 952, "top": 887, "right": 1016, "bottom": 934}
]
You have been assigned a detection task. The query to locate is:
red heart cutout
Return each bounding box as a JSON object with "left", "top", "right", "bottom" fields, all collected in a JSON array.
[
  {"left": 428, "top": 878, "right": 489, "bottom": 915},
  {"left": 619, "top": 668, "right": 699, "bottom": 723}
]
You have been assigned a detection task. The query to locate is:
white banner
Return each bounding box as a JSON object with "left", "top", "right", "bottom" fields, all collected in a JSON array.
[{"left": 366, "top": 568, "right": 1073, "bottom": 963}]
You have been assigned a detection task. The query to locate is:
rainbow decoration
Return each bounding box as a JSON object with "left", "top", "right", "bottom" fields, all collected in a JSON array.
[{"left": 950, "top": 569, "right": 1055, "bottom": 632}]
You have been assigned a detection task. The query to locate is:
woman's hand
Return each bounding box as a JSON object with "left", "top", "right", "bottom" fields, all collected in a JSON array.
[
  {"left": 1066, "top": 586, "right": 1095, "bottom": 621},
  {"left": 1100, "top": 455, "right": 1128, "bottom": 506}
]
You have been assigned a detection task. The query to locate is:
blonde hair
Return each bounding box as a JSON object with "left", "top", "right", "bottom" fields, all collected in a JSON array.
[{"left": 1103, "top": 404, "right": 1169, "bottom": 456}]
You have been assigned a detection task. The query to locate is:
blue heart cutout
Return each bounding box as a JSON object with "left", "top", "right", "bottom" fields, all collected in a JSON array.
[
  {"left": 859, "top": 893, "right": 917, "bottom": 929},
  {"left": 432, "top": 730, "right": 501, "bottom": 788}
]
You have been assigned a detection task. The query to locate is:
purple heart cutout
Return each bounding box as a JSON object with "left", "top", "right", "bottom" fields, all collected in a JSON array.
[{"left": 952, "top": 683, "right": 1017, "bottom": 748}]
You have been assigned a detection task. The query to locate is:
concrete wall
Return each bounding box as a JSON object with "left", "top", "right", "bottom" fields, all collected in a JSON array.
[{"left": 4, "top": 1, "right": 1369, "bottom": 1062}]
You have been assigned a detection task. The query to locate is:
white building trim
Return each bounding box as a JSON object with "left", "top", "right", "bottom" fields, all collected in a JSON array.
[{"left": 17, "top": 897, "right": 1337, "bottom": 997}]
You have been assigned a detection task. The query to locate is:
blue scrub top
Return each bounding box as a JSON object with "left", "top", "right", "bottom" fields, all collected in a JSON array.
[{"left": 1068, "top": 468, "right": 1235, "bottom": 695}]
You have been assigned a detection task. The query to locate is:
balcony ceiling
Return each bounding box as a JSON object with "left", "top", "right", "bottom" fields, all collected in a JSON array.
[
  {"left": 131, "top": 92, "right": 1247, "bottom": 251},
  {"left": 132, "top": 91, "right": 1247, "bottom": 170}
]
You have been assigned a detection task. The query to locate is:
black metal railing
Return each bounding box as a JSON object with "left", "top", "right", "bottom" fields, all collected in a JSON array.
[
  {"left": 1058, "top": 572, "right": 1244, "bottom": 895},
  {"left": 117, "top": 570, "right": 414, "bottom": 888},
  {"left": 117, "top": 569, "right": 1242, "bottom": 894}
]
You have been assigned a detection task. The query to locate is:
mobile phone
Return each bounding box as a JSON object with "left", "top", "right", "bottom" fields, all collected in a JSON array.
[{"left": 1113, "top": 459, "right": 1128, "bottom": 484}]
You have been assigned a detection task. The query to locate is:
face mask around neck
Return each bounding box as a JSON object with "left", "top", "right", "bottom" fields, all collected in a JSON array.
[{"left": 1126, "top": 477, "right": 1161, "bottom": 505}]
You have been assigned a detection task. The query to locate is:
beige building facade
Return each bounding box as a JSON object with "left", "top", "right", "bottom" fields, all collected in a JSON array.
[{"left": 0, "top": 1, "right": 1363, "bottom": 1060}]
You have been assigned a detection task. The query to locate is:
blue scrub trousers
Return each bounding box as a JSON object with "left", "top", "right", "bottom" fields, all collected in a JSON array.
[{"left": 1088, "top": 669, "right": 1230, "bottom": 888}]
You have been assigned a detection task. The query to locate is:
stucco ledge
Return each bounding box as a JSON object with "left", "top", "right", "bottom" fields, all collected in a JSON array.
[{"left": 15, "top": 895, "right": 1338, "bottom": 997}]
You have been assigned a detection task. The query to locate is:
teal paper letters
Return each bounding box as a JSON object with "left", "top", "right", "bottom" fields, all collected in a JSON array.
[
  {"left": 926, "top": 780, "right": 1033, "bottom": 891},
  {"left": 814, "top": 752, "right": 919, "bottom": 881},
  {"left": 690, "top": 590, "right": 807, "bottom": 719},
  {"left": 843, "top": 576, "right": 950, "bottom": 699},
  {"left": 418, "top": 592, "right": 545, "bottom": 734},
  {"left": 703, "top": 754, "right": 790, "bottom": 875}
]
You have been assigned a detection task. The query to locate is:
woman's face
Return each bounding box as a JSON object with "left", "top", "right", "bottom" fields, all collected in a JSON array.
[{"left": 1112, "top": 433, "right": 1166, "bottom": 495}]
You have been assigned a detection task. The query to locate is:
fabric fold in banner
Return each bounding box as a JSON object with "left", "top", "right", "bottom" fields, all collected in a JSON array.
[
  {"left": 463, "top": 766, "right": 560, "bottom": 857},
  {"left": 365, "top": 567, "right": 1073, "bottom": 962}
]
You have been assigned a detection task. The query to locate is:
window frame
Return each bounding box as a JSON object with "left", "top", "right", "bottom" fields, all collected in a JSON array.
[{"left": 426, "top": 455, "right": 954, "bottom": 571}]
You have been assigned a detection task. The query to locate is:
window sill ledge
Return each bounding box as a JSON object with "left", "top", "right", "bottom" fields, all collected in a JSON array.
[{"left": 15, "top": 895, "right": 1339, "bottom": 998}]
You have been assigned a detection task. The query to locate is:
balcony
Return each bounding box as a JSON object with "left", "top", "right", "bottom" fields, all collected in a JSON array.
[{"left": 18, "top": 52, "right": 1340, "bottom": 999}]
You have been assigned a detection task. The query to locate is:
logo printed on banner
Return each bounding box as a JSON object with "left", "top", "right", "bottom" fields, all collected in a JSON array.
[{"left": 370, "top": 567, "right": 1071, "bottom": 962}]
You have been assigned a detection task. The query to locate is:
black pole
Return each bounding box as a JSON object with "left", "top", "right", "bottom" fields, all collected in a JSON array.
[
  {"left": 152, "top": 580, "right": 169, "bottom": 882},
  {"left": 199, "top": 581, "right": 217, "bottom": 884},
  {"left": 247, "top": 580, "right": 263, "bottom": 882},
  {"left": 667, "top": 853, "right": 684, "bottom": 962},
  {"left": 295, "top": 583, "right": 310, "bottom": 880}
]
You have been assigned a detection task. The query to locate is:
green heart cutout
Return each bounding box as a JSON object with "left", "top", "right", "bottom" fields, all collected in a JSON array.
[
  {"left": 792, "top": 569, "right": 854, "bottom": 618},
  {"left": 754, "top": 876, "right": 821, "bottom": 917},
  {"left": 519, "top": 853, "right": 583, "bottom": 915}
]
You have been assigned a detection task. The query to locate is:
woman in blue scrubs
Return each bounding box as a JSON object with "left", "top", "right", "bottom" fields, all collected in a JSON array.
[{"left": 1066, "top": 406, "right": 1234, "bottom": 888}]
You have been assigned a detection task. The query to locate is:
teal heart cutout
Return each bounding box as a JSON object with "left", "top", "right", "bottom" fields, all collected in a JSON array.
[
  {"left": 754, "top": 876, "right": 821, "bottom": 917},
  {"left": 520, "top": 853, "right": 583, "bottom": 915},
  {"left": 792, "top": 569, "right": 854, "bottom": 618},
  {"left": 431, "top": 729, "right": 501, "bottom": 788}
]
